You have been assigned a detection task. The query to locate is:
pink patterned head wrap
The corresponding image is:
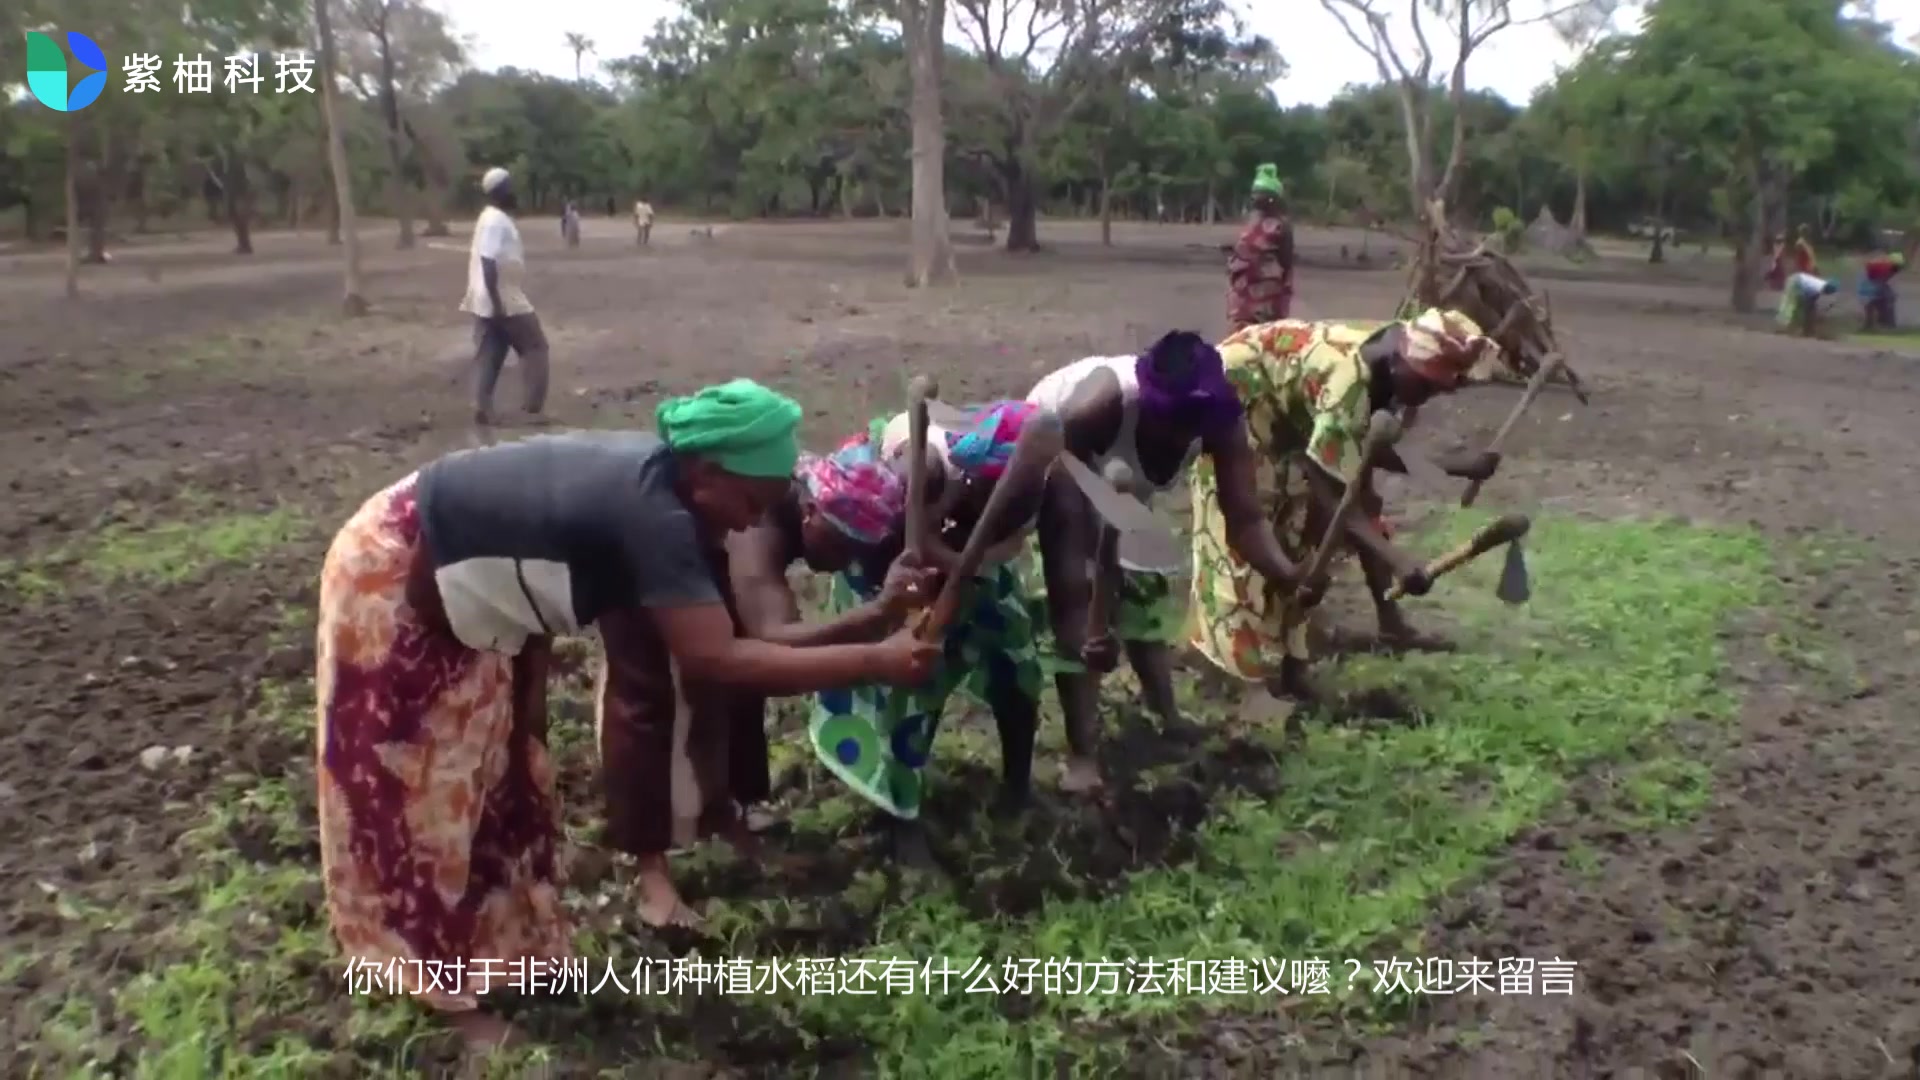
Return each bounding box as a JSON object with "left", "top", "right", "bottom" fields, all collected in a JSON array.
[{"left": 795, "top": 446, "right": 904, "bottom": 546}]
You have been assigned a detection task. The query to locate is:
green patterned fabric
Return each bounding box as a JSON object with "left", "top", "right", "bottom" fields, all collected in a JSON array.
[
  {"left": 1114, "top": 569, "right": 1183, "bottom": 644},
  {"left": 808, "top": 561, "right": 1047, "bottom": 819},
  {"left": 1021, "top": 545, "right": 1185, "bottom": 647}
]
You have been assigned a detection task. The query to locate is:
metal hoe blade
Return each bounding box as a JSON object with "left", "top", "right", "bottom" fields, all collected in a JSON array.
[{"left": 1496, "top": 540, "right": 1532, "bottom": 605}]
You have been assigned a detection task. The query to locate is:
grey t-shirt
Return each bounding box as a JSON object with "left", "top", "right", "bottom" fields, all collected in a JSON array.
[{"left": 415, "top": 431, "right": 722, "bottom": 652}]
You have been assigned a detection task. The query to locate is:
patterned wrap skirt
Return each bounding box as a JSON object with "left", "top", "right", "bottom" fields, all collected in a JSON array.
[
  {"left": 808, "top": 562, "right": 1046, "bottom": 820},
  {"left": 315, "top": 474, "right": 570, "bottom": 1013},
  {"left": 1187, "top": 457, "right": 1392, "bottom": 680}
]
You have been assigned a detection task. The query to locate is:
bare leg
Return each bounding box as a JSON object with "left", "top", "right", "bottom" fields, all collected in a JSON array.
[
  {"left": 986, "top": 671, "right": 1038, "bottom": 815},
  {"left": 1356, "top": 544, "right": 1420, "bottom": 643},
  {"left": 1038, "top": 475, "right": 1104, "bottom": 794},
  {"left": 1122, "top": 640, "right": 1185, "bottom": 730},
  {"left": 635, "top": 852, "right": 703, "bottom": 928},
  {"left": 1266, "top": 656, "right": 1320, "bottom": 708},
  {"left": 888, "top": 815, "right": 941, "bottom": 873}
]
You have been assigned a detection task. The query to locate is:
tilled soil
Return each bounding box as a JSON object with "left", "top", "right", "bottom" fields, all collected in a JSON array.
[{"left": 2, "top": 217, "right": 1915, "bottom": 1076}]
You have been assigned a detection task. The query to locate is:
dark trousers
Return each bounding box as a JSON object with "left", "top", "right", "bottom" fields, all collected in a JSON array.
[
  {"left": 594, "top": 545, "right": 769, "bottom": 856},
  {"left": 472, "top": 313, "right": 550, "bottom": 418}
]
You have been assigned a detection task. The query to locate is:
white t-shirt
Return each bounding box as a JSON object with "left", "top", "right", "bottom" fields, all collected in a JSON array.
[
  {"left": 634, "top": 201, "right": 655, "bottom": 226},
  {"left": 1027, "top": 355, "right": 1201, "bottom": 500},
  {"left": 461, "top": 206, "right": 534, "bottom": 318}
]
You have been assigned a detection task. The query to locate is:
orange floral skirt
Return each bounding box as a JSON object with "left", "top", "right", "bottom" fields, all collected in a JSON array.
[{"left": 314, "top": 475, "right": 571, "bottom": 1012}]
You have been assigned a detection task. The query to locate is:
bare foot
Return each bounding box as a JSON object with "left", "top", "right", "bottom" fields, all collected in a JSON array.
[
  {"left": 1373, "top": 603, "right": 1452, "bottom": 649},
  {"left": 1374, "top": 601, "right": 1418, "bottom": 643},
  {"left": 449, "top": 1009, "right": 521, "bottom": 1053},
  {"left": 1060, "top": 756, "right": 1105, "bottom": 794},
  {"left": 889, "top": 819, "right": 945, "bottom": 876},
  {"left": 636, "top": 864, "right": 704, "bottom": 929}
]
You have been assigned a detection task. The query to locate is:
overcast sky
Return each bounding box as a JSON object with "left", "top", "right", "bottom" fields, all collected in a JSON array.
[{"left": 442, "top": 0, "right": 1920, "bottom": 109}]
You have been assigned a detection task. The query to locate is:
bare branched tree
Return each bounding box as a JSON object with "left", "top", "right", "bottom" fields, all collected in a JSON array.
[
  {"left": 1319, "top": 0, "right": 1604, "bottom": 393},
  {"left": 952, "top": 0, "right": 1179, "bottom": 250},
  {"left": 1318, "top": 0, "right": 1608, "bottom": 215}
]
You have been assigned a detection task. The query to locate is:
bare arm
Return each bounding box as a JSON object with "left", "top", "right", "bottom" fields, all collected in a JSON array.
[
  {"left": 481, "top": 257, "right": 505, "bottom": 320},
  {"left": 652, "top": 603, "right": 901, "bottom": 695},
  {"left": 1203, "top": 420, "right": 1300, "bottom": 587},
  {"left": 1296, "top": 459, "right": 1418, "bottom": 575},
  {"left": 1055, "top": 368, "right": 1124, "bottom": 462},
  {"left": 724, "top": 528, "right": 897, "bottom": 647},
  {"left": 1378, "top": 445, "right": 1491, "bottom": 480},
  {"left": 1091, "top": 516, "right": 1122, "bottom": 629}
]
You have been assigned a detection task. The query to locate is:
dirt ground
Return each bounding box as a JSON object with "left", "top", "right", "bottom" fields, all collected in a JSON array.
[{"left": 3, "top": 214, "right": 1918, "bottom": 1077}]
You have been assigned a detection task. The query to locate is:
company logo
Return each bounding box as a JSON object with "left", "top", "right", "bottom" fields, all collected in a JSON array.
[{"left": 25, "top": 30, "right": 109, "bottom": 112}]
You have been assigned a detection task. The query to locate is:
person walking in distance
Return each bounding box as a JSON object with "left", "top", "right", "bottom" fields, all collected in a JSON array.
[
  {"left": 1226, "top": 164, "right": 1296, "bottom": 331},
  {"left": 462, "top": 167, "right": 551, "bottom": 429},
  {"left": 634, "top": 197, "right": 655, "bottom": 247}
]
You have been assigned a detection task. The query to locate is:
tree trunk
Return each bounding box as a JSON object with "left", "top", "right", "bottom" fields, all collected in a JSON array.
[
  {"left": 64, "top": 124, "right": 80, "bottom": 299},
  {"left": 421, "top": 185, "right": 449, "bottom": 236},
  {"left": 1003, "top": 154, "right": 1039, "bottom": 252},
  {"left": 131, "top": 164, "right": 149, "bottom": 233},
  {"left": 225, "top": 155, "right": 255, "bottom": 255},
  {"left": 372, "top": 6, "right": 415, "bottom": 249},
  {"left": 1570, "top": 167, "right": 1589, "bottom": 239},
  {"left": 1648, "top": 162, "right": 1669, "bottom": 264},
  {"left": 902, "top": 0, "right": 955, "bottom": 287},
  {"left": 317, "top": 0, "right": 368, "bottom": 312},
  {"left": 1729, "top": 170, "right": 1768, "bottom": 313},
  {"left": 82, "top": 125, "right": 117, "bottom": 264},
  {"left": 1097, "top": 148, "right": 1113, "bottom": 247}
]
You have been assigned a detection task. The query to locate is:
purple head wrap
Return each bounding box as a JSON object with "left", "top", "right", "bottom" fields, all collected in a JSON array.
[{"left": 1134, "top": 330, "right": 1244, "bottom": 438}]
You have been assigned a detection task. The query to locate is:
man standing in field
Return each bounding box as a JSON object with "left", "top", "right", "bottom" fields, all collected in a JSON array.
[
  {"left": 634, "top": 197, "right": 655, "bottom": 247},
  {"left": 461, "top": 167, "right": 550, "bottom": 429},
  {"left": 1226, "top": 164, "right": 1296, "bottom": 331}
]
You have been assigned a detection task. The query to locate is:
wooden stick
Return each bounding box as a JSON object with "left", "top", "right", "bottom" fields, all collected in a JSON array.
[
  {"left": 1291, "top": 410, "right": 1402, "bottom": 613},
  {"left": 1384, "top": 514, "right": 1530, "bottom": 600},
  {"left": 916, "top": 410, "right": 1065, "bottom": 641},
  {"left": 903, "top": 376, "right": 937, "bottom": 560},
  {"left": 1461, "top": 353, "right": 1565, "bottom": 508}
]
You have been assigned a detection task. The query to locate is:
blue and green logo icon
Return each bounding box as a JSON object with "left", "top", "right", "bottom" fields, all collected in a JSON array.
[{"left": 25, "top": 30, "right": 109, "bottom": 112}]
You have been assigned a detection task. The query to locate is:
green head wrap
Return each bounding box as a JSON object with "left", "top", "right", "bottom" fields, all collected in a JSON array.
[
  {"left": 656, "top": 378, "right": 803, "bottom": 478},
  {"left": 1251, "top": 163, "right": 1283, "bottom": 197}
]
